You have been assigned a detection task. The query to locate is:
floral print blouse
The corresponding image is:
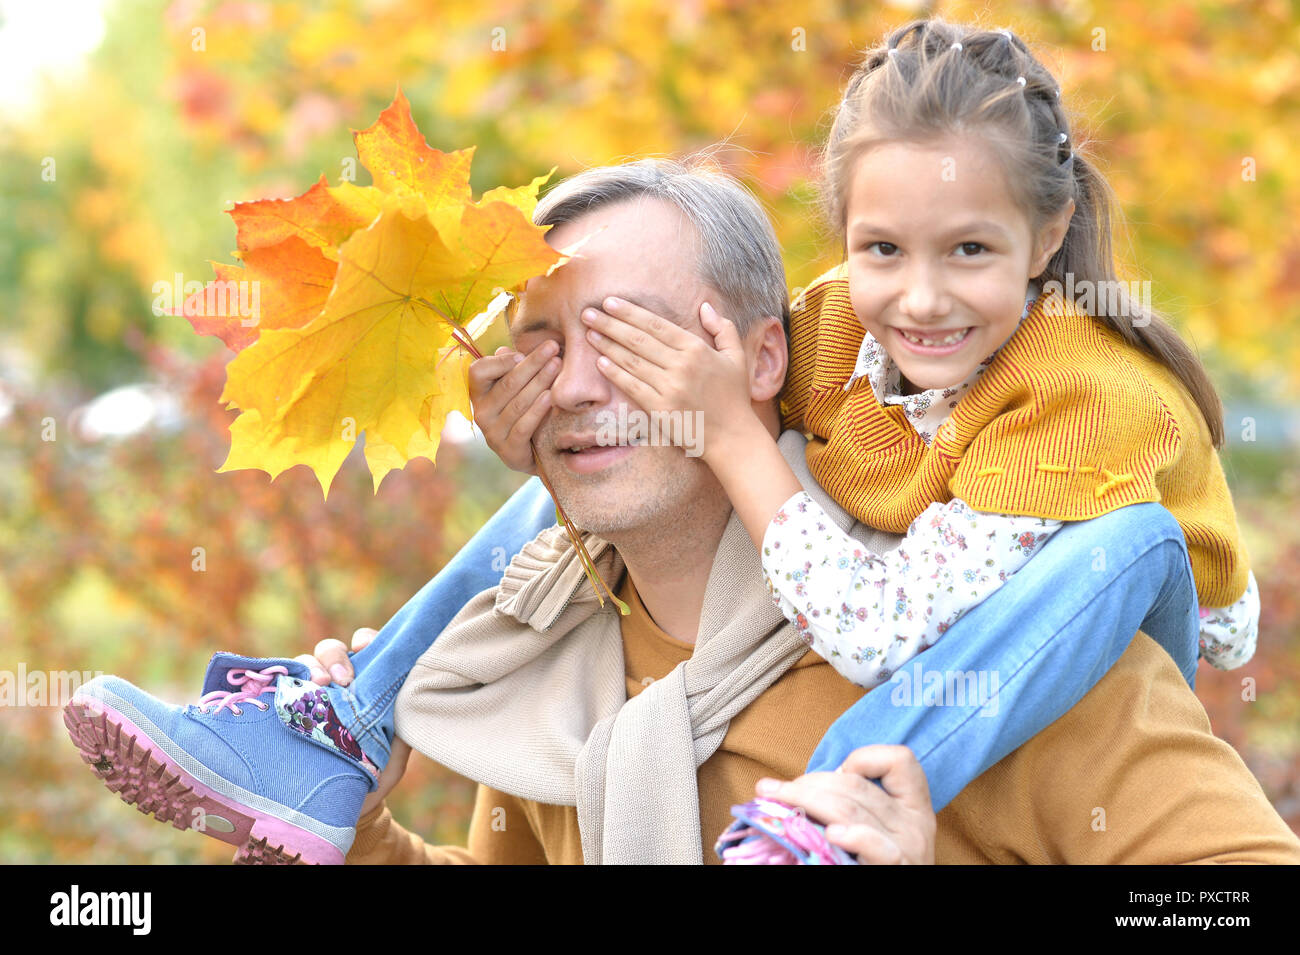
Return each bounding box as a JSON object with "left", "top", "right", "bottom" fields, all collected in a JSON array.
[{"left": 762, "top": 287, "right": 1260, "bottom": 688}]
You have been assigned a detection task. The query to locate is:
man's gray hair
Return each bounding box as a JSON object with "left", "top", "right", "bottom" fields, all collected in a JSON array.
[{"left": 531, "top": 157, "right": 789, "bottom": 336}]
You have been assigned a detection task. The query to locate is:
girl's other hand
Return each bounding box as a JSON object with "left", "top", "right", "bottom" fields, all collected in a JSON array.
[
  {"left": 294, "top": 627, "right": 378, "bottom": 686},
  {"left": 581, "top": 297, "right": 753, "bottom": 461},
  {"left": 468, "top": 343, "right": 562, "bottom": 474}
]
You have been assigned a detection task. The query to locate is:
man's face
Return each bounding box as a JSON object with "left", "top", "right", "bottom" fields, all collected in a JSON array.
[{"left": 509, "top": 197, "right": 726, "bottom": 537}]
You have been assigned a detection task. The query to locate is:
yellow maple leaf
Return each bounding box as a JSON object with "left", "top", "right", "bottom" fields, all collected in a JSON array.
[
  {"left": 201, "top": 88, "right": 571, "bottom": 498},
  {"left": 426, "top": 195, "right": 563, "bottom": 324},
  {"left": 219, "top": 186, "right": 560, "bottom": 495},
  {"left": 477, "top": 168, "right": 556, "bottom": 218},
  {"left": 362, "top": 343, "right": 474, "bottom": 491}
]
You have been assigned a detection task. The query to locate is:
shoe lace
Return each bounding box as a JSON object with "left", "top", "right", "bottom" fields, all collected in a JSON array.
[
  {"left": 197, "top": 666, "right": 289, "bottom": 716},
  {"left": 716, "top": 802, "right": 851, "bottom": 865}
]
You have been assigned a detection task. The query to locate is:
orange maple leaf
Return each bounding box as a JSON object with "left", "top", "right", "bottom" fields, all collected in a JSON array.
[{"left": 181, "top": 236, "right": 336, "bottom": 352}]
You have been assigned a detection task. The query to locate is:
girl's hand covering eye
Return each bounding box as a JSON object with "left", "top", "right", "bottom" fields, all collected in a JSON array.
[
  {"left": 581, "top": 296, "right": 753, "bottom": 461},
  {"left": 468, "top": 343, "right": 563, "bottom": 474}
]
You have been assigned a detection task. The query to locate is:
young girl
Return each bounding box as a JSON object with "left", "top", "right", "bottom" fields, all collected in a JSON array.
[{"left": 579, "top": 17, "right": 1259, "bottom": 845}]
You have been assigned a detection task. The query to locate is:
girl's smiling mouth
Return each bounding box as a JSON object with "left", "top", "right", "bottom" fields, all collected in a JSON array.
[{"left": 892, "top": 325, "right": 973, "bottom": 356}]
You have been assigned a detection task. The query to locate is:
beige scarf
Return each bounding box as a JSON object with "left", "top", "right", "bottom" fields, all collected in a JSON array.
[{"left": 394, "top": 429, "right": 900, "bottom": 864}]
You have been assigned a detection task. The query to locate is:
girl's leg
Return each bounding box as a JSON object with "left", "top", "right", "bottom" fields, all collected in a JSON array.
[
  {"left": 65, "top": 476, "right": 555, "bottom": 863},
  {"left": 806, "top": 502, "right": 1200, "bottom": 812},
  {"left": 335, "top": 476, "right": 555, "bottom": 769}
]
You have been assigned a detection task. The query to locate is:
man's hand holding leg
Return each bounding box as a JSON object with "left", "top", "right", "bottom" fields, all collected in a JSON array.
[{"left": 757, "top": 744, "right": 936, "bottom": 864}]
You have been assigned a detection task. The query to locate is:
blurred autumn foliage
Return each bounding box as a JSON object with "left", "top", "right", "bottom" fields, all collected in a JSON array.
[{"left": 1, "top": 0, "right": 1297, "bottom": 862}]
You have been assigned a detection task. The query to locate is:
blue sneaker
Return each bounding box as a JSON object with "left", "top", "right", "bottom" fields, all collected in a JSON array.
[{"left": 64, "top": 653, "right": 380, "bottom": 865}]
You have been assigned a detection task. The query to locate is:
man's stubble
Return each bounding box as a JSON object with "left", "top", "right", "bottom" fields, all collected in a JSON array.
[{"left": 536, "top": 417, "right": 732, "bottom": 556}]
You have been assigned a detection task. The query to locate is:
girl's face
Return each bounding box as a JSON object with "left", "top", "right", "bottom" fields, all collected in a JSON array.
[{"left": 844, "top": 134, "right": 1071, "bottom": 393}]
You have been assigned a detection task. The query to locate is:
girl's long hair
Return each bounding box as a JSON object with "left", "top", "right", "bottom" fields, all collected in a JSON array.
[{"left": 821, "top": 18, "right": 1225, "bottom": 446}]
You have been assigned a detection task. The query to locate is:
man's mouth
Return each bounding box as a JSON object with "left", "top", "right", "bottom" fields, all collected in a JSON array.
[
  {"left": 558, "top": 434, "right": 600, "bottom": 454},
  {"left": 556, "top": 434, "right": 648, "bottom": 454},
  {"left": 554, "top": 433, "right": 638, "bottom": 474}
]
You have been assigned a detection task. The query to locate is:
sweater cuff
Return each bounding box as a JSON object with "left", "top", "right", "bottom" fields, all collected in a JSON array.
[{"left": 346, "top": 801, "right": 391, "bottom": 863}]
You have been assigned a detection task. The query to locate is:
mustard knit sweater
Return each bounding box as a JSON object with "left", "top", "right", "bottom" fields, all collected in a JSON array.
[{"left": 779, "top": 264, "right": 1248, "bottom": 608}]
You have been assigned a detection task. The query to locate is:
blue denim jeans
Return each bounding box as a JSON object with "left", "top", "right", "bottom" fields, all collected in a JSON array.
[
  {"left": 336, "top": 480, "right": 1198, "bottom": 814},
  {"left": 806, "top": 500, "right": 1200, "bottom": 811}
]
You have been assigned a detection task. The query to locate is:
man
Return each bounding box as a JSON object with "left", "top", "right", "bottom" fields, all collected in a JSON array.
[{"left": 334, "top": 159, "right": 1300, "bottom": 864}]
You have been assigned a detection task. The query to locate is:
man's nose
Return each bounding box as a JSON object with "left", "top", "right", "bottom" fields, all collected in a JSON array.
[{"left": 548, "top": 327, "right": 613, "bottom": 412}]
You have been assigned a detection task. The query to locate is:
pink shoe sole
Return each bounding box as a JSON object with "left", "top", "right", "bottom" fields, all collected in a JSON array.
[{"left": 64, "top": 695, "right": 344, "bottom": 865}]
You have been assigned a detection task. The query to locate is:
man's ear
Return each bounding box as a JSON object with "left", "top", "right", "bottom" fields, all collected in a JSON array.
[
  {"left": 749, "top": 315, "right": 789, "bottom": 404},
  {"left": 1030, "top": 198, "right": 1075, "bottom": 278}
]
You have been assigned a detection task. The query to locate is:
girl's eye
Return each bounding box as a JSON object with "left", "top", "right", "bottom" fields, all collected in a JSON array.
[
  {"left": 955, "top": 242, "right": 985, "bottom": 256},
  {"left": 864, "top": 241, "right": 898, "bottom": 256}
]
